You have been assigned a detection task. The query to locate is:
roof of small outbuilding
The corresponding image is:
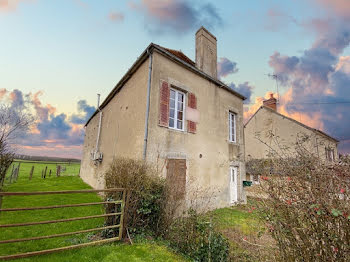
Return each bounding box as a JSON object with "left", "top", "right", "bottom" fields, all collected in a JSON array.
[{"left": 244, "top": 105, "right": 339, "bottom": 143}]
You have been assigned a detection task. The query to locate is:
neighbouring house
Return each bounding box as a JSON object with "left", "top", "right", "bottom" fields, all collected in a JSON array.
[
  {"left": 80, "top": 27, "right": 247, "bottom": 210},
  {"left": 244, "top": 94, "right": 339, "bottom": 184}
]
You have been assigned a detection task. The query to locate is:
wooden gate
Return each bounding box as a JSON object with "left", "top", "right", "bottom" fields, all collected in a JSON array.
[{"left": 0, "top": 188, "right": 127, "bottom": 260}]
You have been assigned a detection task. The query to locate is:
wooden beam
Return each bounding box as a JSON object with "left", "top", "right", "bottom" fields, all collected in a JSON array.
[
  {"left": 0, "top": 237, "right": 120, "bottom": 260},
  {"left": 0, "top": 212, "right": 122, "bottom": 228}
]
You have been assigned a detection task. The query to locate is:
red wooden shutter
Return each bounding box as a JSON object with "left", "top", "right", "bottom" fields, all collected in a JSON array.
[
  {"left": 159, "top": 81, "right": 170, "bottom": 127},
  {"left": 187, "top": 92, "right": 197, "bottom": 133}
]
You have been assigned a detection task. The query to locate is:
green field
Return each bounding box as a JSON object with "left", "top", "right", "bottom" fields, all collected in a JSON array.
[
  {"left": 0, "top": 160, "right": 185, "bottom": 262},
  {"left": 6, "top": 160, "right": 81, "bottom": 181}
]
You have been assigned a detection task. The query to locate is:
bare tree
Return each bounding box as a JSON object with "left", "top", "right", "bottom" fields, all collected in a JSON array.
[{"left": 0, "top": 104, "right": 34, "bottom": 187}]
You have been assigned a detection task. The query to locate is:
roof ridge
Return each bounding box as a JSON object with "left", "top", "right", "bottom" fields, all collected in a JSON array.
[{"left": 261, "top": 106, "right": 339, "bottom": 142}]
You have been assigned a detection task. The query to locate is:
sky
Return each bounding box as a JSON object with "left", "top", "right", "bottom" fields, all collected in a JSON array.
[{"left": 1, "top": 0, "right": 350, "bottom": 158}]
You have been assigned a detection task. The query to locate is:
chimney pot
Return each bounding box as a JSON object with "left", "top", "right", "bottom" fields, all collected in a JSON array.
[{"left": 263, "top": 93, "right": 277, "bottom": 111}]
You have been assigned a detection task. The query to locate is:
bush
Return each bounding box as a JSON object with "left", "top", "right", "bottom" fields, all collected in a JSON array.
[
  {"left": 166, "top": 209, "right": 229, "bottom": 262},
  {"left": 105, "top": 158, "right": 229, "bottom": 261},
  {"left": 253, "top": 153, "right": 350, "bottom": 261},
  {"left": 105, "top": 158, "right": 165, "bottom": 235}
]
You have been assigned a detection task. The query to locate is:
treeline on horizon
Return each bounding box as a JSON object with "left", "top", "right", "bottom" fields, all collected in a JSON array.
[{"left": 15, "top": 154, "right": 81, "bottom": 163}]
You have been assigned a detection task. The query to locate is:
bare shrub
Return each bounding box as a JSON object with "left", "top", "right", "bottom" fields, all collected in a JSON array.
[
  {"left": 104, "top": 157, "right": 230, "bottom": 261},
  {"left": 0, "top": 104, "right": 33, "bottom": 187},
  {"left": 250, "top": 138, "right": 350, "bottom": 261},
  {"left": 105, "top": 158, "right": 165, "bottom": 235},
  {"left": 167, "top": 209, "right": 229, "bottom": 262}
]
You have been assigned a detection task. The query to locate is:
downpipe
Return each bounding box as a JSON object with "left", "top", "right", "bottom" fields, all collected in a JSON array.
[{"left": 143, "top": 49, "right": 153, "bottom": 160}]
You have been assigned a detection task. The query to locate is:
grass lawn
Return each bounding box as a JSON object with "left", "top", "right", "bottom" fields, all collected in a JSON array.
[
  {"left": 0, "top": 161, "right": 185, "bottom": 262},
  {"left": 7, "top": 160, "right": 81, "bottom": 180},
  {"left": 210, "top": 201, "right": 276, "bottom": 261}
]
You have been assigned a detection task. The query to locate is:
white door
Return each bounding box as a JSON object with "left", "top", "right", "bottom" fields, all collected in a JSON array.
[{"left": 230, "top": 167, "right": 238, "bottom": 204}]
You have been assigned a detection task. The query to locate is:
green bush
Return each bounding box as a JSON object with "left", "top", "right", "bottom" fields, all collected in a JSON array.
[
  {"left": 105, "top": 158, "right": 165, "bottom": 235},
  {"left": 105, "top": 158, "right": 229, "bottom": 261},
  {"left": 167, "top": 209, "right": 229, "bottom": 262}
]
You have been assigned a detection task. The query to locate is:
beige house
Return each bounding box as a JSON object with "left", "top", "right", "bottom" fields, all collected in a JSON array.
[
  {"left": 245, "top": 94, "right": 339, "bottom": 183},
  {"left": 80, "top": 27, "right": 247, "bottom": 210}
]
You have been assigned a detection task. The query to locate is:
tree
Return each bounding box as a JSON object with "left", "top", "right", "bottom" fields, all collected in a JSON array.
[{"left": 0, "top": 104, "right": 34, "bottom": 187}]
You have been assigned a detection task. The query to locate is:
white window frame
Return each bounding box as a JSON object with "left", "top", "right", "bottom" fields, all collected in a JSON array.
[
  {"left": 229, "top": 112, "right": 236, "bottom": 143},
  {"left": 169, "top": 88, "right": 186, "bottom": 131}
]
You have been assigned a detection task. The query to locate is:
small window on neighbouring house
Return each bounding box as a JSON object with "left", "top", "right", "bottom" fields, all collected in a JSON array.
[
  {"left": 229, "top": 112, "right": 236, "bottom": 142},
  {"left": 325, "top": 147, "right": 335, "bottom": 161},
  {"left": 169, "top": 88, "right": 185, "bottom": 131}
]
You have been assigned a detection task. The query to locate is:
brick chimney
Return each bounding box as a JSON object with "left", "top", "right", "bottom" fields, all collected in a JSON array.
[
  {"left": 195, "top": 27, "right": 217, "bottom": 79},
  {"left": 263, "top": 93, "right": 277, "bottom": 111}
]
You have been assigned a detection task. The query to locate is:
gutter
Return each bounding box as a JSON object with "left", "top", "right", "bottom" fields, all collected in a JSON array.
[
  {"left": 95, "top": 94, "right": 102, "bottom": 158},
  {"left": 143, "top": 49, "right": 153, "bottom": 160}
]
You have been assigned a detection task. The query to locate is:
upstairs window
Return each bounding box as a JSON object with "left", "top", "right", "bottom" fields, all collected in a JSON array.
[
  {"left": 229, "top": 112, "right": 236, "bottom": 142},
  {"left": 169, "top": 88, "right": 185, "bottom": 131}
]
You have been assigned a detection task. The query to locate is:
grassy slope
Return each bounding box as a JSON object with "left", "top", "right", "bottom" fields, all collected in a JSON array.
[{"left": 0, "top": 161, "right": 185, "bottom": 262}]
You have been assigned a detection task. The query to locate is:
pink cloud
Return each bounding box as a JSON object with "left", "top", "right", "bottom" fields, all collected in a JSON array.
[
  {"left": 108, "top": 11, "right": 124, "bottom": 22},
  {"left": 129, "top": 0, "right": 222, "bottom": 34},
  {"left": 0, "top": 0, "right": 34, "bottom": 12},
  {"left": 265, "top": 7, "right": 298, "bottom": 31},
  {"left": 0, "top": 88, "right": 7, "bottom": 99},
  {"left": 315, "top": 0, "right": 350, "bottom": 19}
]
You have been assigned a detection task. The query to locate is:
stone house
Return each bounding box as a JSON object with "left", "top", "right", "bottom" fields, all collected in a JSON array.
[
  {"left": 244, "top": 94, "right": 339, "bottom": 184},
  {"left": 80, "top": 27, "right": 247, "bottom": 210}
]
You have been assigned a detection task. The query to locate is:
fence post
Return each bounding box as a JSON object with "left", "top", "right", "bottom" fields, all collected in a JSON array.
[
  {"left": 14, "top": 167, "right": 19, "bottom": 182},
  {"left": 14, "top": 163, "right": 20, "bottom": 182},
  {"left": 17, "top": 163, "right": 21, "bottom": 180},
  {"left": 10, "top": 166, "right": 15, "bottom": 183},
  {"left": 9, "top": 164, "right": 15, "bottom": 181},
  {"left": 29, "top": 166, "right": 34, "bottom": 180},
  {"left": 56, "top": 166, "right": 61, "bottom": 177},
  {"left": 118, "top": 189, "right": 127, "bottom": 240},
  {"left": 122, "top": 190, "right": 130, "bottom": 239},
  {"left": 44, "top": 166, "right": 47, "bottom": 179}
]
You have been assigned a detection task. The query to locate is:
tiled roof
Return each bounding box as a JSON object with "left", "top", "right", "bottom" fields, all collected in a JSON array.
[{"left": 161, "top": 46, "right": 196, "bottom": 67}]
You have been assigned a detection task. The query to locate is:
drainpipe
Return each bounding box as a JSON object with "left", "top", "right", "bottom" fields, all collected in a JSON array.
[
  {"left": 95, "top": 94, "right": 102, "bottom": 156},
  {"left": 143, "top": 49, "right": 153, "bottom": 160}
]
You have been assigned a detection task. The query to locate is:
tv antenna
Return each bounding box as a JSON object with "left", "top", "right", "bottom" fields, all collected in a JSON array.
[{"left": 267, "top": 73, "right": 280, "bottom": 104}]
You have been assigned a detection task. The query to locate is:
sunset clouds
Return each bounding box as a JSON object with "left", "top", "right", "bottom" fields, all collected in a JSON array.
[
  {"left": 243, "top": 0, "right": 350, "bottom": 153},
  {"left": 217, "top": 57, "right": 238, "bottom": 79},
  {"left": 0, "top": 89, "right": 95, "bottom": 158},
  {"left": 129, "top": 0, "right": 222, "bottom": 34},
  {"left": 1, "top": 0, "right": 350, "bottom": 156}
]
